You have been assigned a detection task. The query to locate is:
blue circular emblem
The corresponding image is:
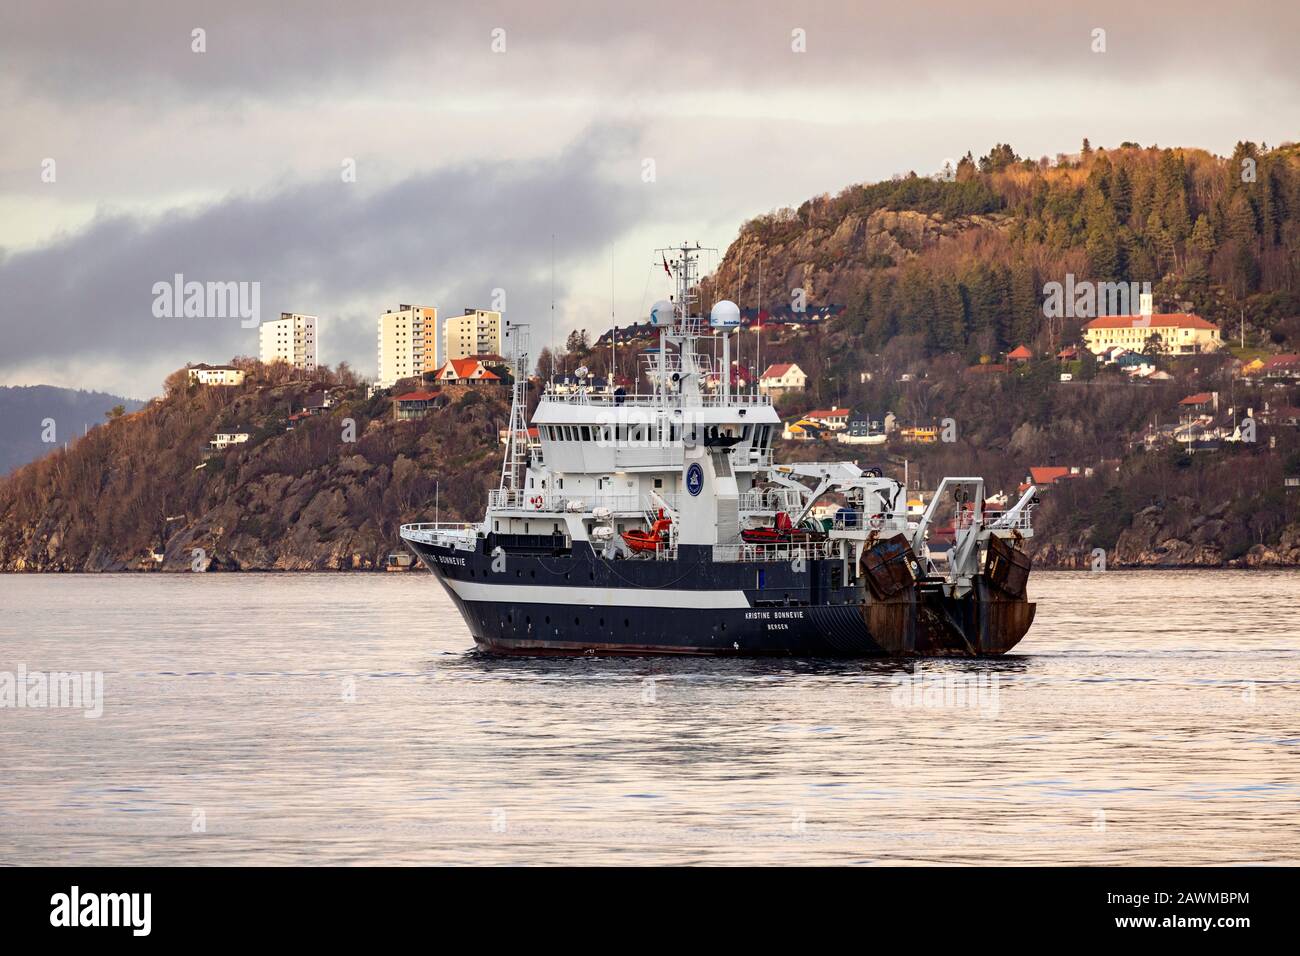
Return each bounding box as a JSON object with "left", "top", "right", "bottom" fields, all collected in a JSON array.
[{"left": 686, "top": 462, "right": 704, "bottom": 497}]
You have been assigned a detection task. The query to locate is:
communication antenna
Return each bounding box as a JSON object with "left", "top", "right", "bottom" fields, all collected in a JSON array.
[
  {"left": 611, "top": 249, "right": 616, "bottom": 391},
  {"left": 757, "top": 255, "right": 763, "bottom": 397},
  {"left": 550, "top": 234, "right": 556, "bottom": 381}
]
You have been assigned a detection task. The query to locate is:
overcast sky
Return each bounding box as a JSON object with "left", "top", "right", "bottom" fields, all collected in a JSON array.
[{"left": 1, "top": 1, "right": 1296, "bottom": 398}]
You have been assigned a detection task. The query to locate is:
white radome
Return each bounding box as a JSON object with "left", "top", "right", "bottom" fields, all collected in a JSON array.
[
  {"left": 710, "top": 299, "right": 741, "bottom": 328},
  {"left": 650, "top": 299, "right": 676, "bottom": 326}
]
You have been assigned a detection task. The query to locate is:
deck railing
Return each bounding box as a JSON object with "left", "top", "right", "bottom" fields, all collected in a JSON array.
[
  {"left": 953, "top": 509, "right": 1034, "bottom": 532},
  {"left": 400, "top": 522, "right": 478, "bottom": 547},
  {"left": 712, "top": 539, "right": 839, "bottom": 563},
  {"left": 826, "top": 510, "right": 912, "bottom": 532},
  {"left": 487, "top": 489, "right": 648, "bottom": 513},
  {"left": 539, "top": 390, "right": 771, "bottom": 409}
]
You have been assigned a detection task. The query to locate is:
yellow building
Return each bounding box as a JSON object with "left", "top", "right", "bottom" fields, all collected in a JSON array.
[
  {"left": 377, "top": 304, "right": 438, "bottom": 389},
  {"left": 1083, "top": 312, "right": 1221, "bottom": 355},
  {"left": 443, "top": 309, "right": 503, "bottom": 362},
  {"left": 899, "top": 426, "right": 938, "bottom": 444}
]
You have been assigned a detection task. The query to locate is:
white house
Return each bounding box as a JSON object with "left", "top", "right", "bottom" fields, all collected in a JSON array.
[
  {"left": 802, "top": 406, "right": 853, "bottom": 430},
  {"left": 188, "top": 364, "right": 246, "bottom": 386},
  {"left": 759, "top": 362, "right": 807, "bottom": 396},
  {"left": 210, "top": 429, "right": 251, "bottom": 450}
]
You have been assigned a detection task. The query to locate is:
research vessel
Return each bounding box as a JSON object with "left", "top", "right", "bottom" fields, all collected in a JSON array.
[{"left": 401, "top": 244, "right": 1038, "bottom": 656}]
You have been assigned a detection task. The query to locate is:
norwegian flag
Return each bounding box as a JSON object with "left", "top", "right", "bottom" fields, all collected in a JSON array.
[{"left": 662, "top": 254, "right": 672, "bottom": 278}]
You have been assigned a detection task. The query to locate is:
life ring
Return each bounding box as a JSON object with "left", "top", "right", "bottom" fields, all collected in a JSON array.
[
  {"left": 868, "top": 513, "right": 884, "bottom": 531},
  {"left": 529, "top": 495, "right": 544, "bottom": 510}
]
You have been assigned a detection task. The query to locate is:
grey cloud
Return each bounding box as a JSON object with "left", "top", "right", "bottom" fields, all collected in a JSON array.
[
  {"left": 0, "top": 124, "right": 647, "bottom": 392},
  {"left": 5, "top": 1, "right": 1297, "bottom": 102}
]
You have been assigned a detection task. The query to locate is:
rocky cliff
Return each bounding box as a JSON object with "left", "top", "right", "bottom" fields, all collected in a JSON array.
[
  {"left": 0, "top": 363, "right": 508, "bottom": 572},
  {"left": 704, "top": 206, "right": 1010, "bottom": 311}
]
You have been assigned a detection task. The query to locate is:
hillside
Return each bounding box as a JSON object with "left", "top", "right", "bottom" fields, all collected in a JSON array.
[
  {"left": 0, "top": 386, "right": 145, "bottom": 475},
  {"left": 3, "top": 139, "right": 1299, "bottom": 572},
  {"left": 0, "top": 362, "right": 507, "bottom": 571},
  {"left": 702, "top": 140, "right": 1300, "bottom": 357},
  {"left": 568, "top": 140, "right": 1300, "bottom": 567}
]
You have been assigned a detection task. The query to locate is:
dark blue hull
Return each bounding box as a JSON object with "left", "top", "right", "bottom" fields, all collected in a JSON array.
[{"left": 405, "top": 538, "right": 886, "bottom": 656}]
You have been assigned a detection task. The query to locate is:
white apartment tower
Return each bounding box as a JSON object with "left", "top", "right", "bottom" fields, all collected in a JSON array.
[
  {"left": 259, "top": 312, "right": 318, "bottom": 372},
  {"left": 377, "top": 304, "right": 438, "bottom": 389},
  {"left": 443, "top": 308, "right": 503, "bottom": 362}
]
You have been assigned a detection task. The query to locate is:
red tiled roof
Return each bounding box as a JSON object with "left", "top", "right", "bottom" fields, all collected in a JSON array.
[
  {"left": 1029, "top": 466, "right": 1072, "bottom": 485},
  {"left": 1084, "top": 313, "right": 1218, "bottom": 331},
  {"left": 761, "top": 363, "right": 796, "bottom": 378},
  {"left": 1263, "top": 353, "right": 1300, "bottom": 368},
  {"left": 1007, "top": 345, "right": 1033, "bottom": 359},
  {"left": 434, "top": 358, "right": 500, "bottom": 381},
  {"left": 393, "top": 390, "right": 440, "bottom": 402},
  {"left": 804, "top": 408, "right": 848, "bottom": 419},
  {"left": 1179, "top": 392, "right": 1213, "bottom": 405}
]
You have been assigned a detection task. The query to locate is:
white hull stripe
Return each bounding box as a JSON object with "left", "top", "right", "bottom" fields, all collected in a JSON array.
[{"left": 440, "top": 577, "right": 752, "bottom": 609}]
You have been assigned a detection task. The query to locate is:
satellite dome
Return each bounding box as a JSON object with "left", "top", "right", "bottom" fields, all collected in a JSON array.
[
  {"left": 649, "top": 299, "right": 676, "bottom": 326},
  {"left": 710, "top": 300, "right": 741, "bottom": 328}
]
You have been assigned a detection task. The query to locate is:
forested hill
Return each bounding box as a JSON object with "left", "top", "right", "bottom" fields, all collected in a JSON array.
[
  {"left": 702, "top": 140, "right": 1300, "bottom": 358},
  {"left": 0, "top": 363, "right": 507, "bottom": 571}
]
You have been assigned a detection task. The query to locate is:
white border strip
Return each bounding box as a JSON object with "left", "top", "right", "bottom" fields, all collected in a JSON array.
[{"left": 442, "top": 577, "right": 751, "bottom": 609}]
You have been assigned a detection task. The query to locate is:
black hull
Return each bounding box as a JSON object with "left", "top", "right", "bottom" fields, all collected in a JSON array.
[{"left": 405, "top": 536, "right": 1034, "bottom": 658}]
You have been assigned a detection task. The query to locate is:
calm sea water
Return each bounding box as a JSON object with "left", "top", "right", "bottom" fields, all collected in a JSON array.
[{"left": 1, "top": 570, "right": 1297, "bottom": 865}]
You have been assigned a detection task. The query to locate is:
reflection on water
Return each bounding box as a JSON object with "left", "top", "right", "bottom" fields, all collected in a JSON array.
[{"left": 1, "top": 570, "right": 1297, "bottom": 865}]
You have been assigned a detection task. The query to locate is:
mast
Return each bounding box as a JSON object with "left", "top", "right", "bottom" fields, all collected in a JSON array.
[{"left": 500, "top": 321, "right": 531, "bottom": 491}]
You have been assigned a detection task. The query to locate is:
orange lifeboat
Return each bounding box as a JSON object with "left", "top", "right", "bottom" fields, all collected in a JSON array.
[{"left": 622, "top": 510, "right": 673, "bottom": 554}]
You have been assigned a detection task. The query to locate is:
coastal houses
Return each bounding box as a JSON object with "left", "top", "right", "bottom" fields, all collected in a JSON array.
[
  {"left": 759, "top": 362, "right": 807, "bottom": 397},
  {"left": 187, "top": 364, "right": 246, "bottom": 386},
  {"left": 1243, "top": 354, "right": 1300, "bottom": 383},
  {"left": 209, "top": 429, "right": 251, "bottom": 450},
  {"left": 392, "top": 389, "right": 443, "bottom": 421},
  {"left": 801, "top": 406, "right": 853, "bottom": 430},
  {"left": 428, "top": 357, "right": 501, "bottom": 385}
]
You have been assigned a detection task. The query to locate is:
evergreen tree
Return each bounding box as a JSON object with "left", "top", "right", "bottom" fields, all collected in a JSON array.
[
  {"left": 1109, "top": 165, "right": 1132, "bottom": 223},
  {"left": 932, "top": 277, "right": 967, "bottom": 352}
]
